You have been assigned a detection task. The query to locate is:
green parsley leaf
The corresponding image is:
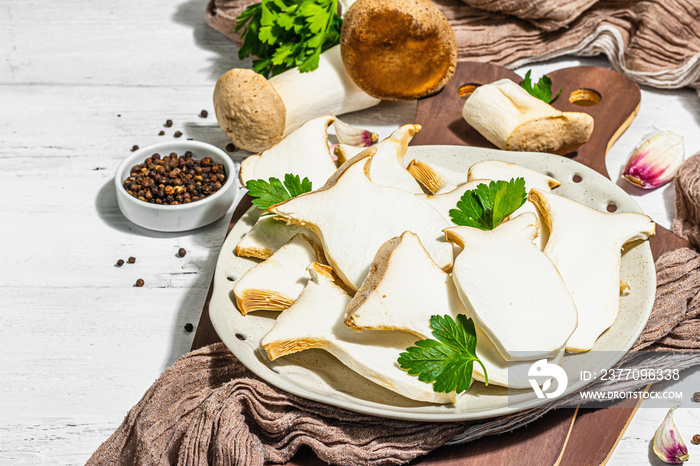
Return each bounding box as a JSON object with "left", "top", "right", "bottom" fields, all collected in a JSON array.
[
  {"left": 398, "top": 315, "right": 488, "bottom": 393},
  {"left": 246, "top": 174, "right": 312, "bottom": 212},
  {"left": 520, "top": 70, "right": 563, "bottom": 104},
  {"left": 449, "top": 178, "right": 526, "bottom": 230},
  {"left": 235, "top": 0, "right": 342, "bottom": 77}
]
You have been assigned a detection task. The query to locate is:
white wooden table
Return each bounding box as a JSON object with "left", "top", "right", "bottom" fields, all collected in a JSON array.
[{"left": 1, "top": 1, "right": 699, "bottom": 464}]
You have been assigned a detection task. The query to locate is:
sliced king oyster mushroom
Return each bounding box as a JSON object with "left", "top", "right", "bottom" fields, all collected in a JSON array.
[
  {"left": 262, "top": 262, "right": 456, "bottom": 404},
  {"left": 233, "top": 234, "right": 323, "bottom": 315},
  {"left": 407, "top": 159, "right": 469, "bottom": 194},
  {"left": 269, "top": 150, "right": 453, "bottom": 291},
  {"left": 528, "top": 189, "right": 656, "bottom": 352},
  {"left": 467, "top": 160, "right": 560, "bottom": 250},
  {"left": 239, "top": 115, "right": 338, "bottom": 188},
  {"left": 444, "top": 213, "right": 578, "bottom": 361},
  {"left": 345, "top": 231, "right": 562, "bottom": 388},
  {"left": 334, "top": 143, "right": 368, "bottom": 165},
  {"left": 365, "top": 124, "right": 424, "bottom": 194},
  {"left": 420, "top": 180, "right": 489, "bottom": 225},
  {"left": 235, "top": 215, "right": 315, "bottom": 260}
]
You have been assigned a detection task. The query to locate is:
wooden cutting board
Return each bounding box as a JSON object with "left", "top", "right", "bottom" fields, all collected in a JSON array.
[{"left": 192, "top": 62, "right": 690, "bottom": 465}]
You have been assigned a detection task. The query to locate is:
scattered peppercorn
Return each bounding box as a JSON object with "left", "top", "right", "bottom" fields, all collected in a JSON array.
[
  {"left": 184, "top": 323, "right": 194, "bottom": 332},
  {"left": 117, "top": 114, "right": 121, "bottom": 117},
  {"left": 116, "top": 259, "right": 124, "bottom": 267},
  {"left": 135, "top": 278, "right": 144, "bottom": 287},
  {"left": 122, "top": 152, "right": 227, "bottom": 205},
  {"left": 174, "top": 131, "right": 183, "bottom": 138},
  {"left": 199, "top": 110, "right": 208, "bottom": 118},
  {"left": 165, "top": 119, "right": 173, "bottom": 128},
  {"left": 131, "top": 145, "right": 139, "bottom": 152},
  {"left": 692, "top": 434, "right": 700, "bottom": 445},
  {"left": 693, "top": 392, "right": 700, "bottom": 403},
  {"left": 178, "top": 248, "right": 187, "bottom": 257},
  {"left": 226, "top": 143, "right": 235, "bottom": 152},
  {"left": 158, "top": 130, "right": 165, "bottom": 136},
  {"left": 128, "top": 256, "right": 136, "bottom": 264}
]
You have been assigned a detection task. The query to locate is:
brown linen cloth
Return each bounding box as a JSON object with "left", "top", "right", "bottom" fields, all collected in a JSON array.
[
  {"left": 88, "top": 248, "right": 700, "bottom": 466},
  {"left": 206, "top": 0, "right": 700, "bottom": 94},
  {"left": 675, "top": 153, "right": 700, "bottom": 250}
]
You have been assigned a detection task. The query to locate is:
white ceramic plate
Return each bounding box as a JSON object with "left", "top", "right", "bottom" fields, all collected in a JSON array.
[{"left": 209, "top": 146, "right": 656, "bottom": 422}]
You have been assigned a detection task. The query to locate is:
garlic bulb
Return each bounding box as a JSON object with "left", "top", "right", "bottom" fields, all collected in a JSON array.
[
  {"left": 622, "top": 130, "right": 684, "bottom": 190},
  {"left": 333, "top": 118, "right": 378, "bottom": 147},
  {"left": 653, "top": 406, "right": 689, "bottom": 464}
]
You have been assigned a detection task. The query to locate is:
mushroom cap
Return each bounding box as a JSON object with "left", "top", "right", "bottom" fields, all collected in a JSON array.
[
  {"left": 340, "top": 0, "right": 457, "bottom": 100},
  {"left": 213, "top": 68, "right": 286, "bottom": 153}
]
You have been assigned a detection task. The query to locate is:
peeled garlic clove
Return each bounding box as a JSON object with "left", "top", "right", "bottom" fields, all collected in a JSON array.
[
  {"left": 622, "top": 131, "right": 684, "bottom": 189},
  {"left": 334, "top": 117, "right": 378, "bottom": 147},
  {"left": 654, "top": 406, "right": 689, "bottom": 464}
]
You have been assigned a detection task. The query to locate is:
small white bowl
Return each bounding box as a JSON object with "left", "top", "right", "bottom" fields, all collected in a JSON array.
[{"left": 115, "top": 141, "right": 237, "bottom": 232}]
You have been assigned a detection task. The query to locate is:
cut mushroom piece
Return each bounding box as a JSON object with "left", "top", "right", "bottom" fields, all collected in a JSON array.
[
  {"left": 366, "top": 124, "right": 424, "bottom": 194},
  {"left": 345, "top": 231, "right": 562, "bottom": 388},
  {"left": 528, "top": 189, "right": 656, "bottom": 352},
  {"left": 239, "top": 115, "right": 339, "bottom": 188},
  {"left": 420, "top": 180, "right": 487, "bottom": 224},
  {"left": 444, "top": 213, "right": 578, "bottom": 361},
  {"left": 233, "top": 234, "right": 322, "bottom": 315},
  {"left": 341, "top": 0, "right": 457, "bottom": 100},
  {"left": 467, "top": 160, "right": 561, "bottom": 249},
  {"left": 407, "top": 160, "right": 469, "bottom": 194},
  {"left": 462, "top": 79, "right": 594, "bottom": 155},
  {"left": 262, "top": 262, "right": 456, "bottom": 404},
  {"left": 270, "top": 150, "right": 453, "bottom": 291},
  {"left": 334, "top": 143, "right": 368, "bottom": 165},
  {"left": 214, "top": 45, "right": 381, "bottom": 153},
  {"left": 235, "top": 215, "right": 315, "bottom": 260}
]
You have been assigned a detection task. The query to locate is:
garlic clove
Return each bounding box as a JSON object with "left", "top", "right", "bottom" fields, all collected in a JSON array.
[
  {"left": 333, "top": 117, "right": 378, "bottom": 147},
  {"left": 622, "top": 131, "right": 684, "bottom": 190},
  {"left": 653, "top": 406, "right": 689, "bottom": 464}
]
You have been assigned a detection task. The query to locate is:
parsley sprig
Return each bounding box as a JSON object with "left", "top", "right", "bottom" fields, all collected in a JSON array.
[
  {"left": 246, "top": 174, "right": 312, "bottom": 212},
  {"left": 449, "top": 178, "right": 527, "bottom": 231},
  {"left": 520, "top": 70, "right": 562, "bottom": 104},
  {"left": 398, "top": 315, "right": 488, "bottom": 393},
  {"left": 235, "top": 0, "right": 342, "bottom": 77}
]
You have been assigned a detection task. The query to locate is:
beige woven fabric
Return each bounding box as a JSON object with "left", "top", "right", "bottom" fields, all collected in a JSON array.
[
  {"left": 674, "top": 153, "right": 700, "bottom": 250},
  {"left": 456, "top": 0, "right": 598, "bottom": 31},
  {"left": 88, "top": 248, "right": 700, "bottom": 465},
  {"left": 206, "top": 0, "right": 700, "bottom": 94}
]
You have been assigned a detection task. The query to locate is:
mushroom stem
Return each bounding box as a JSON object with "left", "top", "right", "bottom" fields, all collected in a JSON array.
[
  {"left": 270, "top": 45, "right": 381, "bottom": 138},
  {"left": 462, "top": 79, "right": 594, "bottom": 155},
  {"left": 214, "top": 45, "right": 380, "bottom": 153}
]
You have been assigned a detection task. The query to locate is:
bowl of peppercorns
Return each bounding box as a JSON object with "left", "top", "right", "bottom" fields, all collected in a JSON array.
[{"left": 115, "top": 141, "right": 237, "bottom": 232}]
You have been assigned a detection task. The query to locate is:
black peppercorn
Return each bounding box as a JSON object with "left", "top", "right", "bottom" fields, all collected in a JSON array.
[
  {"left": 226, "top": 143, "right": 235, "bottom": 152},
  {"left": 184, "top": 323, "right": 194, "bottom": 332},
  {"left": 116, "top": 259, "right": 124, "bottom": 267},
  {"left": 128, "top": 256, "right": 136, "bottom": 264},
  {"left": 199, "top": 110, "right": 208, "bottom": 118},
  {"left": 158, "top": 130, "right": 165, "bottom": 136},
  {"left": 174, "top": 131, "right": 182, "bottom": 138},
  {"left": 131, "top": 145, "right": 139, "bottom": 152},
  {"left": 122, "top": 152, "right": 226, "bottom": 205},
  {"left": 693, "top": 434, "right": 700, "bottom": 445},
  {"left": 178, "top": 248, "right": 187, "bottom": 257},
  {"left": 165, "top": 119, "right": 173, "bottom": 127},
  {"left": 135, "top": 279, "right": 144, "bottom": 287}
]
